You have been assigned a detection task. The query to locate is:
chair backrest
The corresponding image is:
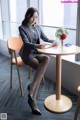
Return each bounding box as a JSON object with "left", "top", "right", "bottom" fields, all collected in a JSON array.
[{"left": 7, "top": 36, "right": 23, "bottom": 52}]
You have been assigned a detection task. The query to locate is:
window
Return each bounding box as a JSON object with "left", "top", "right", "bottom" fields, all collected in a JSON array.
[
  {"left": 0, "top": 0, "right": 39, "bottom": 40},
  {"left": 0, "top": 0, "right": 28, "bottom": 40},
  {"left": 39, "top": 0, "right": 77, "bottom": 45}
]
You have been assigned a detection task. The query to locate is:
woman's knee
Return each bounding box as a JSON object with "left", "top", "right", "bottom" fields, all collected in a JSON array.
[
  {"left": 43, "top": 55, "right": 50, "bottom": 63},
  {"left": 36, "top": 55, "right": 50, "bottom": 64}
]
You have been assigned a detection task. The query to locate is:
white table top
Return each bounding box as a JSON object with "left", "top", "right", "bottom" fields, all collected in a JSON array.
[{"left": 37, "top": 45, "right": 80, "bottom": 56}]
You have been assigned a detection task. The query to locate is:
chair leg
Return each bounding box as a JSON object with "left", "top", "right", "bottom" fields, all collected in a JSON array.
[
  {"left": 14, "top": 51, "right": 24, "bottom": 96},
  {"left": 16, "top": 65, "right": 24, "bottom": 96},
  {"left": 10, "top": 63, "right": 13, "bottom": 88},
  {"left": 10, "top": 55, "right": 13, "bottom": 88},
  {"left": 74, "top": 97, "right": 80, "bottom": 120}
]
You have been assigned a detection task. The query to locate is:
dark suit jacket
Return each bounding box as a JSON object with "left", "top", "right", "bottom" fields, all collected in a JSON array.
[{"left": 19, "top": 24, "right": 53, "bottom": 64}]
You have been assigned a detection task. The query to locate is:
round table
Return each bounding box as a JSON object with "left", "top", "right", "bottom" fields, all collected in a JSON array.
[{"left": 37, "top": 44, "right": 80, "bottom": 113}]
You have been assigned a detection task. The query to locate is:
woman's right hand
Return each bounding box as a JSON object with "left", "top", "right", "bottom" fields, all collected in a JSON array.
[{"left": 52, "top": 41, "right": 59, "bottom": 47}]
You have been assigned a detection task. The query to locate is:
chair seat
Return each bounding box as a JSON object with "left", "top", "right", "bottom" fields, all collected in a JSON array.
[{"left": 12, "top": 56, "right": 25, "bottom": 66}]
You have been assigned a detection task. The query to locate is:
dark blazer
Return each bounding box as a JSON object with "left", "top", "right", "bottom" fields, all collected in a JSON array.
[{"left": 19, "top": 25, "right": 53, "bottom": 64}]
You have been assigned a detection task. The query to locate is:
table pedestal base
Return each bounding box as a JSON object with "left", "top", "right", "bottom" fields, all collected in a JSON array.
[{"left": 44, "top": 94, "right": 72, "bottom": 113}]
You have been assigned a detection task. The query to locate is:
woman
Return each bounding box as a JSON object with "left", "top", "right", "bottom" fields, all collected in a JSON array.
[{"left": 19, "top": 7, "right": 58, "bottom": 115}]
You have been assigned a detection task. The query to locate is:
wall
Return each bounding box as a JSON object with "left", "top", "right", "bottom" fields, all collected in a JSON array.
[{"left": 45, "top": 55, "right": 80, "bottom": 95}]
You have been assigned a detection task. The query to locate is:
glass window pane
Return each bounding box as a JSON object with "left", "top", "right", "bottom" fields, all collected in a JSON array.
[
  {"left": 9, "top": 0, "right": 27, "bottom": 23},
  {"left": 39, "top": 0, "right": 77, "bottom": 45},
  {"left": 1, "top": 0, "right": 9, "bottom": 21},
  {"left": 41, "top": 0, "right": 77, "bottom": 29},
  {"left": 10, "top": 22, "right": 20, "bottom": 36},
  {"left": 42, "top": 0, "right": 64, "bottom": 26},
  {"left": 2, "top": 22, "right": 10, "bottom": 40}
]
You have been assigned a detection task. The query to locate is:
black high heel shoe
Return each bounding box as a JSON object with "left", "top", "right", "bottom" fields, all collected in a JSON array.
[
  {"left": 27, "top": 85, "right": 30, "bottom": 91},
  {"left": 27, "top": 85, "right": 33, "bottom": 101},
  {"left": 27, "top": 85, "right": 42, "bottom": 115},
  {"left": 28, "top": 97, "right": 41, "bottom": 115}
]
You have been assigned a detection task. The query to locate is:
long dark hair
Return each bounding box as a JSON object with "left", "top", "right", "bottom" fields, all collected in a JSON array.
[{"left": 22, "top": 7, "right": 39, "bottom": 26}]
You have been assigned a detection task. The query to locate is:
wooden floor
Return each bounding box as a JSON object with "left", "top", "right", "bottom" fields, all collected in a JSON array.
[{"left": 0, "top": 54, "right": 80, "bottom": 120}]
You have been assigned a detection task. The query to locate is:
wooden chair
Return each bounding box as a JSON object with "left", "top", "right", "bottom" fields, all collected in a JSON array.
[
  {"left": 74, "top": 85, "right": 80, "bottom": 120},
  {"left": 7, "top": 36, "right": 31, "bottom": 96}
]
